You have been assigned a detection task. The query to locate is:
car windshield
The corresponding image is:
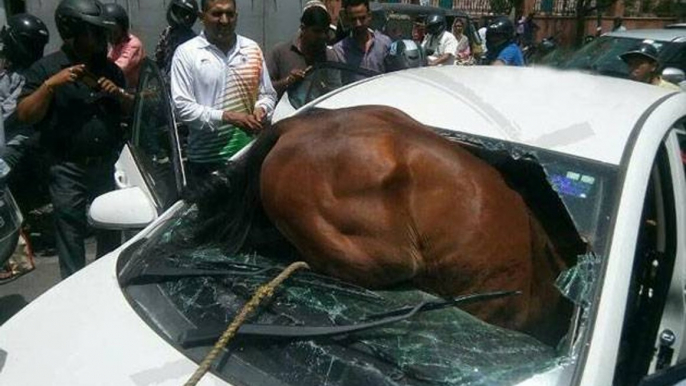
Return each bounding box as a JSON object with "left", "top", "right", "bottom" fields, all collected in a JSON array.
[
  {"left": 118, "top": 131, "right": 617, "bottom": 386},
  {"left": 558, "top": 35, "right": 671, "bottom": 78}
]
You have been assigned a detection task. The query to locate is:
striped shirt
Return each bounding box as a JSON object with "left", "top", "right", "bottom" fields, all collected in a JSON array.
[{"left": 171, "top": 32, "right": 277, "bottom": 163}]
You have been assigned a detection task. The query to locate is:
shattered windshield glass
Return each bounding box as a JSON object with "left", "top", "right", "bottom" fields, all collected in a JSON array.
[{"left": 118, "top": 134, "right": 617, "bottom": 386}]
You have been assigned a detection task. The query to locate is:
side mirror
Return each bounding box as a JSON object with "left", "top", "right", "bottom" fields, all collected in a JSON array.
[
  {"left": 661, "top": 67, "right": 685, "bottom": 85},
  {"left": 88, "top": 187, "right": 157, "bottom": 230}
]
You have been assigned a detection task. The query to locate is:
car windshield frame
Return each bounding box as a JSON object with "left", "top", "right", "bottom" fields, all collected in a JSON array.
[{"left": 116, "top": 128, "right": 619, "bottom": 386}]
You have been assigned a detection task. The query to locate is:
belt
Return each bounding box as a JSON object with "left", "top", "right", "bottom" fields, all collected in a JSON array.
[{"left": 65, "top": 154, "right": 114, "bottom": 166}]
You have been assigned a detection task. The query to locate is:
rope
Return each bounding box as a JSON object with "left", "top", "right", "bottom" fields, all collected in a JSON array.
[{"left": 184, "top": 261, "right": 310, "bottom": 386}]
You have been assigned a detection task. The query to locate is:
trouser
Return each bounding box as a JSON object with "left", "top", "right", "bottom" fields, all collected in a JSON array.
[
  {"left": 3, "top": 133, "right": 50, "bottom": 214},
  {"left": 49, "top": 160, "right": 121, "bottom": 279}
]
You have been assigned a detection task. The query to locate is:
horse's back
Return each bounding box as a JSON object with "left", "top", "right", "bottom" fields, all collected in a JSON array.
[
  {"left": 260, "top": 106, "right": 570, "bottom": 344},
  {"left": 263, "top": 106, "right": 528, "bottom": 284}
]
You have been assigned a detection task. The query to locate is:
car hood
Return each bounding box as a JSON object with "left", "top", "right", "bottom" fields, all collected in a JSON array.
[{"left": 0, "top": 245, "right": 227, "bottom": 386}]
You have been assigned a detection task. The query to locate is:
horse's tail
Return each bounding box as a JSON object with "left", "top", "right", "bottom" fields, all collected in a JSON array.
[{"left": 184, "top": 124, "right": 282, "bottom": 253}]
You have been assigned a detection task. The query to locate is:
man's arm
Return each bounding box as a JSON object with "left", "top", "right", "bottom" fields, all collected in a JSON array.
[
  {"left": 429, "top": 53, "right": 454, "bottom": 66},
  {"left": 113, "top": 37, "right": 144, "bottom": 75},
  {"left": 17, "top": 64, "right": 85, "bottom": 125},
  {"left": 154, "top": 27, "right": 170, "bottom": 68},
  {"left": 170, "top": 48, "right": 223, "bottom": 131},
  {"left": 254, "top": 57, "right": 278, "bottom": 121},
  {"left": 493, "top": 45, "right": 522, "bottom": 66},
  {"left": 429, "top": 34, "right": 458, "bottom": 66}
]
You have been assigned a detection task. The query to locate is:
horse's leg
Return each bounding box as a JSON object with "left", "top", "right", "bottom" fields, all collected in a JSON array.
[
  {"left": 520, "top": 216, "right": 574, "bottom": 345},
  {"left": 270, "top": 209, "right": 423, "bottom": 288}
]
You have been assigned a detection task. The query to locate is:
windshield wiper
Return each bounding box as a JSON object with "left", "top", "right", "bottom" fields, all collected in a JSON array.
[{"left": 178, "top": 290, "right": 520, "bottom": 348}]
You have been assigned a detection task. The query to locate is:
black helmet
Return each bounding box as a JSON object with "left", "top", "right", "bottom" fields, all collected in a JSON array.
[
  {"left": 385, "top": 39, "right": 426, "bottom": 72},
  {"left": 425, "top": 14, "right": 446, "bottom": 36},
  {"left": 102, "top": 3, "right": 129, "bottom": 31},
  {"left": 486, "top": 16, "right": 514, "bottom": 41},
  {"left": 620, "top": 43, "right": 659, "bottom": 63},
  {"left": 55, "top": 0, "right": 113, "bottom": 40},
  {"left": 0, "top": 13, "right": 49, "bottom": 68},
  {"left": 167, "top": 0, "right": 199, "bottom": 29}
]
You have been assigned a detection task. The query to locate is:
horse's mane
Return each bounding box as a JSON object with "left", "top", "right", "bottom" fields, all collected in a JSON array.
[
  {"left": 183, "top": 109, "right": 328, "bottom": 253},
  {"left": 183, "top": 122, "right": 282, "bottom": 253}
]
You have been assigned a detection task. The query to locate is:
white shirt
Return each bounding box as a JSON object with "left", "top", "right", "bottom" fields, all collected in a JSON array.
[
  {"left": 422, "top": 31, "right": 459, "bottom": 65},
  {"left": 171, "top": 32, "right": 277, "bottom": 132}
]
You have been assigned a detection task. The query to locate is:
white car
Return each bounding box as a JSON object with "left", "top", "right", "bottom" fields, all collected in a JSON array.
[{"left": 1, "top": 62, "right": 686, "bottom": 386}]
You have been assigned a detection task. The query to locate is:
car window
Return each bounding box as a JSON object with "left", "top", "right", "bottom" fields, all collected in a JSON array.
[
  {"left": 288, "top": 62, "right": 380, "bottom": 110},
  {"left": 117, "top": 131, "right": 619, "bottom": 386},
  {"left": 561, "top": 36, "right": 669, "bottom": 78},
  {"left": 129, "top": 59, "right": 184, "bottom": 211},
  {"left": 661, "top": 42, "right": 686, "bottom": 72}
]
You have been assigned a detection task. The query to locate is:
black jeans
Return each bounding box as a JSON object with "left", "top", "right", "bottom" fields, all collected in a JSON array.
[{"left": 49, "top": 160, "right": 120, "bottom": 278}]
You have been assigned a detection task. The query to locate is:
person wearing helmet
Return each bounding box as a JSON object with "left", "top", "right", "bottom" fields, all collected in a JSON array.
[
  {"left": 103, "top": 3, "right": 145, "bottom": 89},
  {"left": 331, "top": 0, "right": 391, "bottom": 73},
  {"left": 154, "top": 0, "right": 198, "bottom": 80},
  {"left": 0, "top": 14, "right": 49, "bottom": 121},
  {"left": 0, "top": 13, "right": 50, "bottom": 208},
  {"left": 484, "top": 16, "right": 524, "bottom": 66},
  {"left": 421, "top": 13, "right": 458, "bottom": 66},
  {"left": 0, "top": 13, "right": 50, "bottom": 282},
  {"left": 620, "top": 43, "right": 680, "bottom": 90},
  {"left": 385, "top": 39, "right": 426, "bottom": 72},
  {"left": 267, "top": 3, "right": 335, "bottom": 98},
  {"left": 16, "top": 0, "right": 132, "bottom": 279}
]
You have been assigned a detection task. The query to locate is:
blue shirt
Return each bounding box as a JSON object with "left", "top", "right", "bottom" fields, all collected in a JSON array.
[
  {"left": 332, "top": 30, "right": 391, "bottom": 73},
  {"left": 495, "top": 43, "right": 525, "bottom": 66}
]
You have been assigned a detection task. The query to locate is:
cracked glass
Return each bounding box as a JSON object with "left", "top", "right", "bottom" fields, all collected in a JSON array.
[{"left": 119, "top": 134, "right": 618, "bottom": 386}]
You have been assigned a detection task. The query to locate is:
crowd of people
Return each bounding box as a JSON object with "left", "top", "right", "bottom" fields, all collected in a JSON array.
[{"left": 0, "top": 0, "right": 679, "bottom": 282}]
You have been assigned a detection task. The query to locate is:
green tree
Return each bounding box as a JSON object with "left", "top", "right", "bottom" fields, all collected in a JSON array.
[{"left": 490, "top": 0, "right": 513, "bottom": 14}]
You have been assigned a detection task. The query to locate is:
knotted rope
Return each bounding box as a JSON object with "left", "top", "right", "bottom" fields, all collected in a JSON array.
[{"left": 184, "top": 261, "right": 310, "bottom": 386}]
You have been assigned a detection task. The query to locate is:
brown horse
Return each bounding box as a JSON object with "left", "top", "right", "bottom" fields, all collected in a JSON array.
[{"left": 190, "top": 105, "right": 581, "bottom": 346}]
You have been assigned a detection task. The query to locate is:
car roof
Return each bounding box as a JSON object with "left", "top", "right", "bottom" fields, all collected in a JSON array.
[
  {"left": 310, "top": 66, "right": 677, "bottom": 165},
  {"left": 605, "top": 28, "right": 686, "bottom": 42}
]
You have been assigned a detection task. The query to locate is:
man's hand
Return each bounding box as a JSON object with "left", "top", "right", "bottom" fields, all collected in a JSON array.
[
  {"left": 286, "top": 66, "right": 311, "bottom": 86},
  {"left": 98, "top": 77, "right": 125, "bottom": 97},
  {"left": 222, "top": 110, "right": 263, "bottom": 133},
  {"left": 287, "top": 66, "right": 312, "bottom": 85},
  {"left": 253, "top": 106, "right": 266, "bottom": 124},
  {"left": 46, "top": 64, "right": 85, "bottom": 88}
]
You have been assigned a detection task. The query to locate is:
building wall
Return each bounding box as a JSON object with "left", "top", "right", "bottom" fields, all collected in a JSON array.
[
  {"left": 534, "top": 15, "right": 677, "bottom": 46},
  {"left": 24, "top": 0, "right": 306, "bottom": 56}
]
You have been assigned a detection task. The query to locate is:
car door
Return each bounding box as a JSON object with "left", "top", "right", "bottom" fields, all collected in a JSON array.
[
  {"left": 613, "top": 123, "right": 686, "bottom": 386},
  {"left": 113, "top": 58, "right": 185, "bottom": 214}
]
